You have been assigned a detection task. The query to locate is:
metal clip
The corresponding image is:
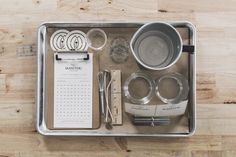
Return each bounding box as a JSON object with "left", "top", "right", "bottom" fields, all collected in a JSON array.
[{"left": 55, "top": 51, "right": 89, "bottom": 61}]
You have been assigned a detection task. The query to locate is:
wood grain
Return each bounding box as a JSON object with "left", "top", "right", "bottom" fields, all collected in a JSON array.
[{"left": 0, "top": 0, "right": 235, "bottom": 156}]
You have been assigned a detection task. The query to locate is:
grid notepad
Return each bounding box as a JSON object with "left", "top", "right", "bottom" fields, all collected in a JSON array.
[{"left": 53, "top": 53, "right": 93, "bottom": 128}]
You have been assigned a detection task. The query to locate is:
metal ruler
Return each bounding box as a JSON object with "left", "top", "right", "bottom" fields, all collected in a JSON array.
[{"left": 110, "top": 70, "right": 122, "bottom": 125}]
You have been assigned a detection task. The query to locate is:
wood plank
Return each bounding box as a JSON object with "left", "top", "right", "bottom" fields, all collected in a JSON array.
[
  {"left": 0, "top": 74, "right": 36, "bottom": 92},
  {"left": 197, "top": 104, "right": 236, "bottom": 119},
  {"left": 192, "top": 150, "right": 236, "bottom": 157},
  {"left": 0, "top": 103, "right": 35, "bottom": 133},
  {"left": 158, "top": 0, "right": 236, "bottom": 12},
  {"left": 196, "top": 119, "right": 236, "bottom": 136},
  {"left": 1, "top": 150, "right": 236, "bottom": 157},
  {"left": 0, "top": 0, "right": 57, "bottom": 14},
  {"left": 8, "top": 151, "right": 126, "bottom": 157},
  {"left": 197, "top": 72, "right": 236, "bottom": 104},
  {"left": 127, "top": 150, "right": 190, "bottom": 157},
  {"left": 195, "top": 12, "right": 236, "bottom": 28},
  {"left": 127, "top": 136, "right": 222, "bottom": 151},
  {"left": 222, "top": 136, "right": 236, "bottom": 151},
  {"left": 0, "top": 0, "right": 235, "bottom": 155},
  {"left": 223, "top": 151, "right": 236, "bottom": 157},
  {"left": 191, "top": 150, "right": 223, "bottom": 157},
  {"left": 0, "top": 133, "right": 119, "bottom": 152},
  {"left": 0, "top": 92, "right": 35, "bottom": 104}
]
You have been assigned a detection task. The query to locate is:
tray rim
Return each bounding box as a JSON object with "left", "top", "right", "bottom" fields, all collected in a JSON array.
[{"left": 36, "top": 21, "right": 196, "bottom": 137}]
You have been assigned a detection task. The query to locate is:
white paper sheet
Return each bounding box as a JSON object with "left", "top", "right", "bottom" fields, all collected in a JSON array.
[
  {"left": 125, "top": 100, "right": 188, "bottom": 117},
  {"left": 53, "top": 53, "right": 93, "bottom": 128}
]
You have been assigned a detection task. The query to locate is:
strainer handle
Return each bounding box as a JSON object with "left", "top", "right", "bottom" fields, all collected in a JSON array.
[{"left": 183, "top": 45, "right": 195, "bottom": 54}]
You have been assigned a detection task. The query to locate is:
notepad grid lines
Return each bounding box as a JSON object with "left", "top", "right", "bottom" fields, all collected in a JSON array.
[{"left": 53, "top": 53, "right": 93, "bottom": 128}]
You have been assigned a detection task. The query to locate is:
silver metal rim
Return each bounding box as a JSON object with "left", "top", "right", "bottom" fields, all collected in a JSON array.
[
  {"left": 123, "top": 72, "right": 155, "bottom": 104},
  {"left": 86, "top": 28, "right": 107, "bottom": 51},
  {"left": 130, "top": 22, "right": 183, "bottom": 70}
]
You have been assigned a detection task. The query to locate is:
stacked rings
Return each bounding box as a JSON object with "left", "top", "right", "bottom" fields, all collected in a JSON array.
[
  {"left": 123, "top": 72, "right": 155, "bottom": 104},
  {"left": 50, "top": 29, "right": 107, "bottom": 52},
  {"left": 65, "top": 30, "right": 88, "bottom": 51},
  {"left": 50, "top": 29, "right": 69, "bottom": 51},
  {"left": 124, "top": 72, "right": 189, "bottom": 104}
]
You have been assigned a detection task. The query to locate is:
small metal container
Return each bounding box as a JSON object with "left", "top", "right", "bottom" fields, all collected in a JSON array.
[
  {"left": 123, "top": 72, "right": 156, "bottom": 104},
  {"left": 87, "top": 28, "right": 107, "bottom": 51},
  {"left": 130, "top": 22, "right": 194, "bottom": 70}
]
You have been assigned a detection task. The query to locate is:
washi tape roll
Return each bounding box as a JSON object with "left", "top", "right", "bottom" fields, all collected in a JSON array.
[
  {"left": 110, "top": 45, "right": 129, "bottom": 63},
  {"left": 50, "top": 29, "right": 69, "bottom": 51},
  {"left": 65, "top": 30, "right": 88, "bottom": 51}
]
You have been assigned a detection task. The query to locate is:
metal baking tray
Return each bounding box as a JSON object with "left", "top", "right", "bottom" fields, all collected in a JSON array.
[{"left": 36, "top": 22, "right": 196, "bottom": 137}]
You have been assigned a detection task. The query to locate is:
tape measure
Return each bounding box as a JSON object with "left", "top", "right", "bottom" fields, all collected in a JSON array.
[{"left": 110, "top": 70, "right": 122, "bottom": 125}]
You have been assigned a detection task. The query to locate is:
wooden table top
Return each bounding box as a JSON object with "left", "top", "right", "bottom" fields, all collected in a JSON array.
[{"left": 0, "top": 0, "right": 236, "bottom": 156}]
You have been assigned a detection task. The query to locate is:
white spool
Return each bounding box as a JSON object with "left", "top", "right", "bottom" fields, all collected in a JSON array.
[
  {"left": 65, "top": 30, "right": 88, "bottom": 51},
  {"left": 50, "top": 29, "right": 69, "bottom": 51}
]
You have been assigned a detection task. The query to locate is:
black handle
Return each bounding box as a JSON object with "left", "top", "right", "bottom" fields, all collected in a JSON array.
[
  {"left": 55, "top": 53, "right": 89, "bottom": 61},
  {"left": 182, "top": 45, "right": 195, "bottom": 54}
]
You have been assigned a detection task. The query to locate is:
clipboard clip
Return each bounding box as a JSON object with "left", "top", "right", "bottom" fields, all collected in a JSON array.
[{"left": 55, "top": 51, "right": 90, "bottom": 61}]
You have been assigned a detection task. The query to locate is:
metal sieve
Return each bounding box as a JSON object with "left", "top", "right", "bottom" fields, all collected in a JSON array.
[
  {"left": 123, "top": 72, "right": 155, "bottom": 104},
  {"left": 130, "top": 22, "right": 182, "bottom": 70},
  {"left": 155, "top": 73, "right": 189, "bottom": 104}
]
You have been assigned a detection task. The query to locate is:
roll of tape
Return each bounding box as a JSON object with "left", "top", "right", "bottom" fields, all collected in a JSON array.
[
  {"left": 65, "top": 30, "right": 88, "bottom": 51},
  {"left": 50, "top": 29, "right": 69, "bottom": 51}
]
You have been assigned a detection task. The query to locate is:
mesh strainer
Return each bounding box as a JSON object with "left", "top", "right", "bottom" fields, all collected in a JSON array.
[{"left": 130, "top": 22, "right": 182, "bottom": 70}]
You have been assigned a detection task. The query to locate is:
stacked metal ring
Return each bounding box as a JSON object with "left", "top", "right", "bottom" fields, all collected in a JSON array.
[
  {"left": 155, "top": 73, "right": 189, "bottom": 104},
  {"left": 123, "top": 72, "right": 155, "bottom": 104},
  {"left": 124, "top": 72, "right": 189, "bottom": 104},
  {"left": 50, "top": 29, "right": 107, "bottom": 52}
]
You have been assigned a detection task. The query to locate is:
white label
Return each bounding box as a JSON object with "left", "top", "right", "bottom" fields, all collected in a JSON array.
[{"left": 125, "top": 100, "right": 188, "bottom": 117}]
